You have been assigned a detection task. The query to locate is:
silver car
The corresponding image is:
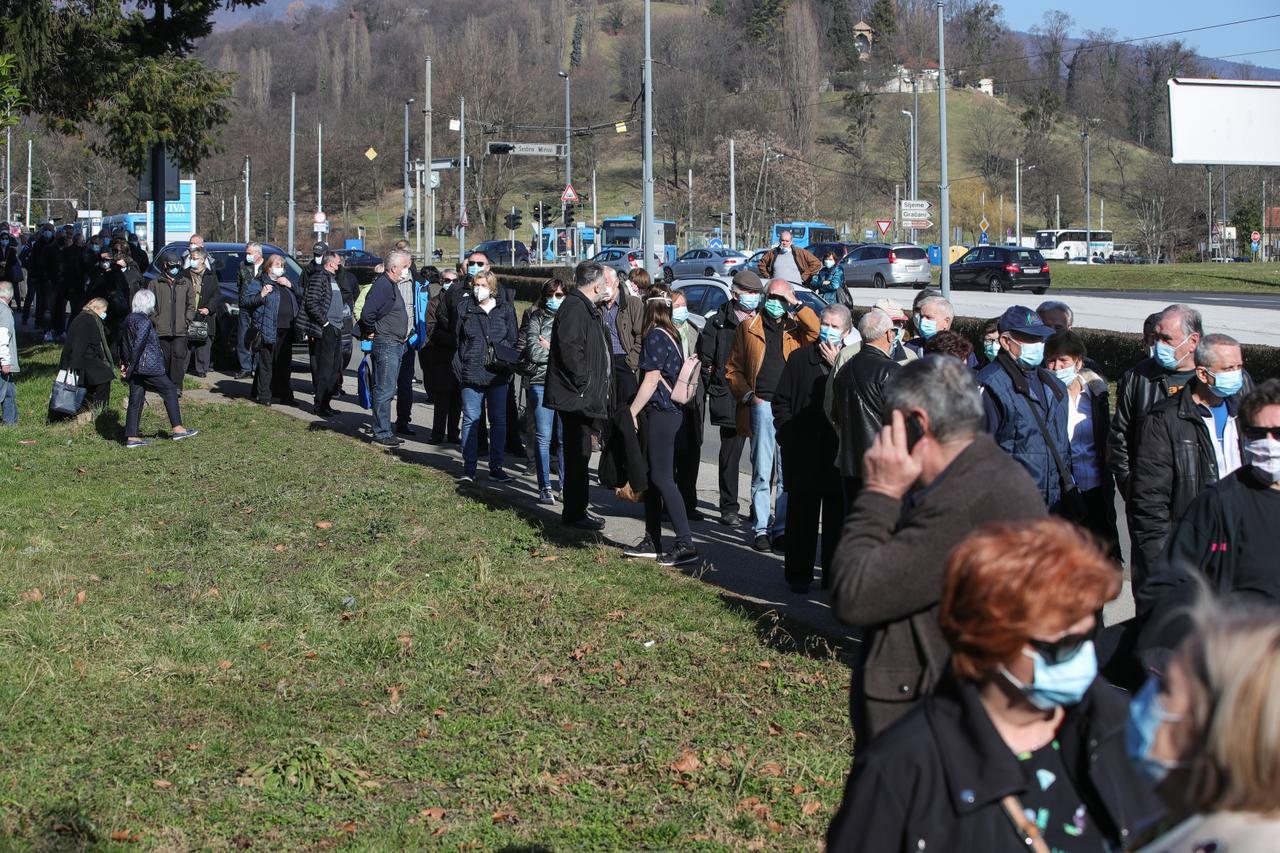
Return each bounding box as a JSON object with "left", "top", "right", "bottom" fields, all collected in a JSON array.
[
  {"left": 664, "top": 248, "right": 747, "bottom": 281},
  {"left": 590, "top": 246, "right": 642, "bottom": 276},
  {"left": 841, "top": 243, "right": 932, "bottom": 289}
]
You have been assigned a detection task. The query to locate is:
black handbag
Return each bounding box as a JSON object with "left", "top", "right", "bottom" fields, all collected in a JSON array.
[
  {"left": 186, "top": 319, "right": 209, "bottom": 342},
  {"left": 49, "top": 370, "right": 86, "bottom": 416},
  {"left": 477, "top": 314, "right": 519, "bottom": 374}
]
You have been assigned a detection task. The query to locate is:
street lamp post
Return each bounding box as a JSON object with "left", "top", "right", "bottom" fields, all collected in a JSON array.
[
  {"left": 558, "top": 71, "right": 571, "bottom": 190},
  {"left": 900, "top": 109, "right": 917, "bottom": 243},
  {"left": 936, "top": 0, "right": 951, "bottom": 298},
  {"left": 1082, "top": 127, "right": 1092, "bottom": 260},
  {"left": 1015, "top": 159, "right": 1036, "bottom": 246},
  {"left": 263, "top": 189, "right": 271, "bottom": 243},
  {"left": 403, "top": 98, "right": 415, "bottom": 241}
]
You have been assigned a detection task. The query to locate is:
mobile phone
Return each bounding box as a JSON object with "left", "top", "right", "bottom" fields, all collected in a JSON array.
[{"left": 905, "top": 412, "right": 925, "bottom": 452}]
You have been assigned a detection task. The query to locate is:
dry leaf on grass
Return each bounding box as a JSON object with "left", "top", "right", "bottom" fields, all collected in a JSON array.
[
  {"left": 152, "top": 779, "right": 172, "bottom": 789},
  {"left": 420, "top": 807, "right": 445, "bottom": 822},
  {"left": 19, "top": 588, "right": 43, "bottom": 603},
  {"left": 491, "top": 810, "right": 516, "bottom": 824},
  {"left": 217, "top": 660, "right": 233, "bottom": 671},
  {"left": 315, "top": 520, "right": 333, "bottom": 529},
  {"left": 756, "top": 660, "right": 772, "bottom": 669},
  {"left": 766, "top": 722, "right": 784, "bottom": 736},
  {"left": 273, "top": 544, "right": 286, "bottom": 553},
  {"left": 790, "top": 783, "right": 806, "bottom": 795},
  {"left": 74, "top": 590, "right": 86, "bottom": 607},
  {"left": 670, "top": 750, "right": 702, "bottom": 774},
  {"left": 801, "top": 800, "right": 822, "bottom": 816},
  {"left": 109, "top": 830, "right": 140, "bottom": 842},
  {"left": 757, "top": 761, "right": 783, "bottom": 777},
  {"left": 336, "top": 820, "right": 357, "bottom": 834}
]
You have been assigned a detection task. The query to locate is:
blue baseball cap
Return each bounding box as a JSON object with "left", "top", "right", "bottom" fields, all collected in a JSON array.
[{"left": 997, "top": 305, "right": 1054, "bottom": 338}]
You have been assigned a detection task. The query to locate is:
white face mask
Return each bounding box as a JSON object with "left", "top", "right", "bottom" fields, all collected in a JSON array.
[
  {"left": 1244, "top": 436, "right": 1280, "bottom": 484},
  {"left": 398, "top": 267, "right": 412, "bottom": 281},
  {"left": 598, "top": 286, "right": 613, "bottom": 304},
  {"left": 473, "top": 285, "right": 491, "bottom": 304},
  {"left": 271, "top": 267, "right": 285, "bottom": 278},
  {"left": 824, "top": 259, "right": 835, "bottom": 269}
]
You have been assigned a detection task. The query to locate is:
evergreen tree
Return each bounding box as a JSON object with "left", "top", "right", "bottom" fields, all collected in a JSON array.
[
  {"left": 570, "top": 15, "right": 584, "bottom": 68},
  {"left": 826, "top": 0, "right": 859, "bottom": 72},
  {"left": 865, "top": 0, "right": 897, "bottom": 47}
]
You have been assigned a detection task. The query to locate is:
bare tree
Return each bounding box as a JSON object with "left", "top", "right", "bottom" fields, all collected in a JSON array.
[
  {"left": 782, "top": 0, "right": 822, "bottom": 157},
  {"left": 1029, "top": 10, "right": 1073, "bottom": 99}
]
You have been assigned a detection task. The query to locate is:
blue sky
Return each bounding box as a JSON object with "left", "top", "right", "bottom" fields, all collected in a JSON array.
[{"left": 1001, "top": 2, "right": 1280, "bottom": 68}]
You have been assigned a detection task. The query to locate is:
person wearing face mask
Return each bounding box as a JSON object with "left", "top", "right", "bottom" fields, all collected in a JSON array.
[
  {"left": 0, "top": 280, "right": 19, "bottom": 425},
  {"left": 147, "top": 249, "right": 198, "bottom": 392},
  {"left": 305, "top": 241, "right": 328, "bottom": 281},
  {"left": 756, "top": 229, "right": 820, "bottom": 287},
  {"left": 828, "top": 518, "right": 1159, "bottom": 852},
  {"left": 725, "top": 278, "right": 821, "bottom": 552},
  {"left": 29, "top": 223, "right": 61, "bottom": 331},
  {"left": 771, "top": 304, "right": 850, "bottom": 593},
  {"left": 0, "top": 232, "right": 24, "bottom": 317},
  {"left": 978, "top": 306, "right": 1072, "bottom": 514},
  {"left": 696, "top": 269, "right": 763, "bottom": 527},
  {"left": 602, "top": 267, "right": 645, "bottom": 406},
  {"left": 905, "top": 294, "right": 976, "bottom": 368},
  {"left": 55, "top": 227, "right": 87, "bottom": 339},
  {"left": 423, "top": 269, "right": 462, "bottom": 444},
  {"left": 185, "top": 247, "right": 223, "bottom": 378},
  {"left": 808, "top": 249, "right": 847, "bottom": 306},
  {"left": 1129, "top": 334, "right": 1255, "bottom": 586},
  {"left": 452, "top": 269, "right": 518, "bottom": 483},
  {"left": 295, "top": 252, "right": 346, "bottom": 417},
  {"left": 235, "top": 243, "right": 264, "bottom": 379},
  {"left": 517, "top": 279, "right": 567, "bottom": 504},
  {"left": 545, "top": 261, "right": 614, "bottom": 530},
  {"left": 358, "top": 249, "right": 414, "bottom": 447},
  {"left": 1136, "top": 382, "right": 1280, "bottom": 671},
  {"left": 243, "top": 254, "right": 300, "bottom": 408},
  {"left": 1123, "top": 601, "right": 1280, "bottom": 852},
  {"left": 830, "top": 357, "right": 1048, "bottom": 739},
  {"left": 830, "top": 308, "right": 902, "bottom": 504},
  {"left": 978, "top": 317, "right": 1001, "bottom": 367},
  {"left": 58, "top": 297, "right": 115, "bottom": 417},
  {"left": 1044, "top": 331, "right": 1119, "bottom": 557},
  {"left": 669, "top": 289, "right": 705, "bottom": 518}
]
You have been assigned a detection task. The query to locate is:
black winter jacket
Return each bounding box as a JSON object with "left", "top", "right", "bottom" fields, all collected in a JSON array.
[
  {"left": 772, "top": 343, "right": 840, "bottom": 495},
  {"left": 452, "top": 299, "right": 517, "bottom": 388},
  {"left": 545, "top": 289, "right": 612, "bottom": 418},
  {"left": 1108, "top": 357, "right": 1185, "bottom": 498},
  {"left": 831, "top": 344, "right": 900, "bottom": 479},
  {"left": 295, "top": 268, "right": 337, "bottom": 340},
  {"left": 60, "top": 311, "right": 115, "bottom": 386},
  {"left": 827, "top": 674, "right": 1163, "bottom": 853},
  {"left": 1130, "top": 380, "right": 1249, "bottom": 581},
  {"left": 695, "top": 300, "right": 744, "bottom": 428}
]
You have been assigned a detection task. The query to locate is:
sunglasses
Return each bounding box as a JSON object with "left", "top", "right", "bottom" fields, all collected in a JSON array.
[
  {"left": 1027, "top": 624, "right": 1097, "bottom": 666},
  {"left": 1242, "top": 426, "right": 1280, "bottom": 441}
]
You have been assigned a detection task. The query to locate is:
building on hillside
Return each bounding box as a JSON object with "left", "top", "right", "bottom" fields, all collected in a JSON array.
[
  {"left": 978, "top": 78, "right": 995, "bottom": 97},
  {"left": 853, "top": 20, "right": 874, "bottom": 58}
]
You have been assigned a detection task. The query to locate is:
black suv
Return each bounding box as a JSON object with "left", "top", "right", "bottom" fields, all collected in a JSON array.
[
  {"left": 949, "top": 245, "right": 1051, "bottom": 294},
  {"left": 807, "top": 241, "right": 861, "bottom": 263},
  {"left": 469, "top": 240, "right": 530, "bottom": 266}
]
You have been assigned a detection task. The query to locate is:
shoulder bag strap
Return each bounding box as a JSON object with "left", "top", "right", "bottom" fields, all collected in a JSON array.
[
  {"left": 1000, "top": 795, "right": 1051, "bottom": 853},
  {"left": 1025, "top": 381, "right": 1076, "bottom": 495},
  {"left": 654, "top": 329, "right": 684, "bottom": 393}
]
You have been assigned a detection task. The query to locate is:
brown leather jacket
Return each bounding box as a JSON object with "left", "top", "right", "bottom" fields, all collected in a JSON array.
[
  {"left": 610, "top": 290, "right": 645, "bottom": 371},
  {"left": 724, "top": 305, "right": 820, "bottom": 436},
  {"left": 758, "top": 246, "right": 821, "bottom": 283}
]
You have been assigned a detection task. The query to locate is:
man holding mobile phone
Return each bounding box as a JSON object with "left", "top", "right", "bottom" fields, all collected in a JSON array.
[{"left": 828, "top": 356, "right": 1046, "bottom": 740}]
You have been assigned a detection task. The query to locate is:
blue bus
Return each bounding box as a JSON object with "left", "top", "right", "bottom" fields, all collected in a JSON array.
[
  {"left": 600, "top": 216, "right": 678, "bottom": 265},
  {"left": 771, "top": 221, "right": 838, "bottom": 249},
  {"left": 100, "top": 212, "right": 148, "bottom": 242}
]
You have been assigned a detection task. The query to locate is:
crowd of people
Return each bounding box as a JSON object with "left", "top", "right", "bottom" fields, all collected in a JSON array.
[{"left": 2, "top": 222, "right": 1277, "bottom": 849}]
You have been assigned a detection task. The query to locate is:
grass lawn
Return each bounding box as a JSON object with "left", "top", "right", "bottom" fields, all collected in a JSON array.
[
  {"left": 922, "top": 260, "right": 1280, "bottom": 294},
  {"left": 0, "top": 341, "right": 854, "bottom": 850}
]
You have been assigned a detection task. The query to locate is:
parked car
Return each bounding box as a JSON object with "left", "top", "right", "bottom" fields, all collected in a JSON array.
[
  {"left": 145, "top": 242, "right": 351, "bottom": 369},
  {"left": 336, "top": 248, "right": 383, "bottom": 286},
  {"left": 664, "top": 247, "right": 747, "bottom": 280},
  {"left": 670, "top": 277, "right": 827, "bottom": 332},
  {"left": 949, "top": 245, "right": 1051, "bottom": 294},
  {"left": 742, "top": 248, "right": 768, "bottom": 273},
  {"left": 468, "top": 240, "right": 530, "bottom": 266},
  {"left": 807, "top": 241, "right": 861, "bottom": 264},
  {"left": 841, "top": 243, "right": 931, "bottom": 289},
  {"left": 591, "top": 246, "right": 643, "bottom": 277}
]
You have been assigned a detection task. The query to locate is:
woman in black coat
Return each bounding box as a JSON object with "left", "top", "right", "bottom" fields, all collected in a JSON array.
[
  {"left": 772, "top": 306, "right": 848, "bottom": 593},
  {"left": 58, "top": 297, "right": 116, "bottom": 414},
  {"left": 828, "top": 519, "right": 1162, "bottom": 853},
  {"left": 451, "top": 270, "right": 517, "bottom": 481}
]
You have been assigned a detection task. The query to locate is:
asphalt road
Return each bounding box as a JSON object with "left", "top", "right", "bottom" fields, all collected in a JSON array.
[{"left": 1053, "top": 289, "right": 1279, "bottom": 310}]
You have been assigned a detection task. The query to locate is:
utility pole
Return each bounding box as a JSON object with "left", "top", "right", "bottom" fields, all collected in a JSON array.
[
  {"left": 901, "top": 109, "right": 917, "bottom": 243},
  {"left": 233, "top": 195, "right": 238, "bottom": 242},
  {"left": 287, "top": 91, "right": 296, "bottom": 255},
  {"left": 403, "top": 98, "right": 415, "bottom": 242},
  {"left": 1263, "top": 178, "right": 1268, "bottom": 262},
  {"left": 458, "top": 96, "right": 466, "bottom": 261},
  {"left": 1055, "top": 194, "right": 1060, "bottom": 231},
  {"left": 424, "top": 57, "right": 434, "bottom": 261},
  {"left": 317, "top": 122, "right": 323, "bottom": 214},
  {"left": 1206, "top": 165, "right": 1213, "bottom": 261},
  {"left": 24, "top": 138, "right": 31, "bottom": 227},
  {"left": 936, "top": 0, "right": 951, "bottom": 299},
  {"left": 591, "top": 168, "right": 598, "bottom": 233},
  {"left": 4, "top": 127, "right": 10, "bottom": 222},
  {"left": 243, "top": 156, "right": 251, "bottom": 241},
  {"left": 1221, "top": 164, "right": 1228, "bottom": 257},
  {"left": 558, "top": 71, "right": 571, "bottom": 189},
  {"left": 641, "top": 0, "right": 658, "bottom": 277},
  {"left": 264, "top": 190, "right": 271, "bottom": 243},
  {"left": 1015, "top": 157, "right": 1021, "bottom": 246},
  {"left": 1082, "top": 125, "right": 1092, "bottom": 260},
  {"left": 687, "top": 168, "right": 693, "bottom": 250},
  {"left": 729, "top": 137, "right": 737, "bottom": 251},
  {"left": 894, "top": 184, "right": 900, "bottom": 242}
]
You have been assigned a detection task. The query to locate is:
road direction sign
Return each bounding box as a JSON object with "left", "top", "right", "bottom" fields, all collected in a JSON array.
[
  {"left": 902, "top": 218, "right": 933, "bottom": 229},
  {"left": 430, "top": 171, "right": 440, "bottom": 189},
  {"left": 561, "top": 183, "right": 579, "bottom": 203},
  {"left": 1253, "top": 230, "right": 1261, "bottom": 242},
  {"left": 708, "top": 237, "right": 724, "bottom": 249},
  {"left": 876, "top": 219, "right": 893, "bottom": 236},
  {"left": 979, "top": 231, "right": 990, "bottom": 246},
  {"left": 900, "top": 199, "right": 931, "bottom": 216},
  {"left": 978, "top": 216, "right": 990, "bottom": 233},
  {"left": 364, "top": 147, "right": 377, "bottom": 161},
  {"left": 864, "top": 228, "right": 876, "bottom": 241}
]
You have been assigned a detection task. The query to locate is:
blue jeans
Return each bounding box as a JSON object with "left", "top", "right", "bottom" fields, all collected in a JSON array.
[
  {"left": 371, "top": 337, "right": 406, "bottom": 439},
  {"left": 0, "top": 374, "right": 17, "bottom": 424},
  {"left": 395, "top": 349, "right": 416, "bottom": 427},
  {"left": 528, "top": 383, "right": 563, "bottom": 492},
  {"left": 748, "top": 400, "right": 787, "bottom": 538},
  {"left": 236, "top": 309, "right": 256, "bottom": 373},
  {"left": 461, "top": 383, "right": 507, "bottom": 477}
]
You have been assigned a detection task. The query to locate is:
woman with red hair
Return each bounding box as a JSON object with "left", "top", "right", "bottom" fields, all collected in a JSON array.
[{"left": 828, "top": 518, "right": 1163, "bottom": 852}]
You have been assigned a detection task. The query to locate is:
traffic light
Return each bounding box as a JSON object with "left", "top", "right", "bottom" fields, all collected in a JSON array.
[
  {"left": 563, "top": 204, "right": 575, "bottom": 228},
  {"left": 532, "top": 202, "right": 544, "bottom": 223},
  {"left": 511, "top": 208, "right": 523, "bottom": 230},
  {"left": 503, "top": 212, "right": 516, "bottom": 230},
  {"left": 487, "top": 142, "right": 515, "bottom": 155}
]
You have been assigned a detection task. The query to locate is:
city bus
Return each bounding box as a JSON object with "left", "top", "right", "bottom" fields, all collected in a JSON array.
[
  {"left": 99, "top": 211, "right": 148, "bottom": 243},
  {"left": 600, "top": 216, "right": 678, "bottom": 265},
  {"left": 771, "top": 221, "right": 838, "bottom": 249},
  {"left": 1034, "top": 228, "right": 1114, "bottom": 261}
]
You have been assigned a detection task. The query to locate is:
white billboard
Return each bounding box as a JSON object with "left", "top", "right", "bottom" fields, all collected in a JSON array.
[{"left": 1168, "top": 78, "right": 1280, "bottom": 167}]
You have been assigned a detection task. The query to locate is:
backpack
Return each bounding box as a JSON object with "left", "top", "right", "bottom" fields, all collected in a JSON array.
[{"left": 660, "top": 330, "right": 701, "bottom": 406}]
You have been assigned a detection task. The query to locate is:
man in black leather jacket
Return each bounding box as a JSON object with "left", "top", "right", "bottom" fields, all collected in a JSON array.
[{"left": 830, "top": 307, "right": 900, "bottom": 500}]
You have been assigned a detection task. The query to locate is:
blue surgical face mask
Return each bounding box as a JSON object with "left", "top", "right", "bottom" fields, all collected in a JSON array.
[
  {"left": 546, "top": 296, "right": 563, "bottom": 312},
  {"left": 1205, "top": 368, "right": 1243, "bottom": 398},
  {"left": 983, "top": 340, "right": 1000, "bottom": 361},
  {"left": 819, "top": 325, "right": 843, "bottom": 346},
  {"left": 1154, "top": 336, "right": 1188, "bottom": 371},
  {"left": 466, "top": 263, "right": 484, "bottom": 276},
  {"left": 1016, "top": 340, "right": 1045, "bottom": 368},
  {"left": 763, "top": 298, "right": 786, "bottom": 319},
  {"left": 892, "top": 326, "right": 904, "bottom": 345},
  {"left": 916, "top": 314, "right": 938, "bottom": 339},
  {"left": 673, "top": 306, "right": 689, "bottom": 325},
  {"left": 1126, "top": 676, "right": 1187, "bottom": 786},
  {"left": 737, "top": 292, "right": 761, "bottom": 311},
  {"left": 1000, "top": 640, "right": 1097, "bottom": 711},
  {"left": 98, "top": 311, "right": 107, "bottom": 321},
  {"left": 442, "top": 279, "right": 454, "bottom": 290},
  {"left": 1054, "top": 365, "right": 1078, "bottom": 386}
]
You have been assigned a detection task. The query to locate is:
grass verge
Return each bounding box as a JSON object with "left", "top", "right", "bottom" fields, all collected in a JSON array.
[{"left": 0, "top": 341, "right": 853, "bottom": 850}]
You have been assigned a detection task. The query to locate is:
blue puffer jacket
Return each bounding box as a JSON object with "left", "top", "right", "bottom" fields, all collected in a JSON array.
[
  {"left": 119, "top": 311, "right": 166, "bottom": 378},
  {"left": 242, "top": 272, "right": 297, "bottom": 345},
  {"left": 977, "top": 351, "right": 1071, "bottom": 510},
  {"left": 452, "top": 298, "right": 517, "bottom": 388}
]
